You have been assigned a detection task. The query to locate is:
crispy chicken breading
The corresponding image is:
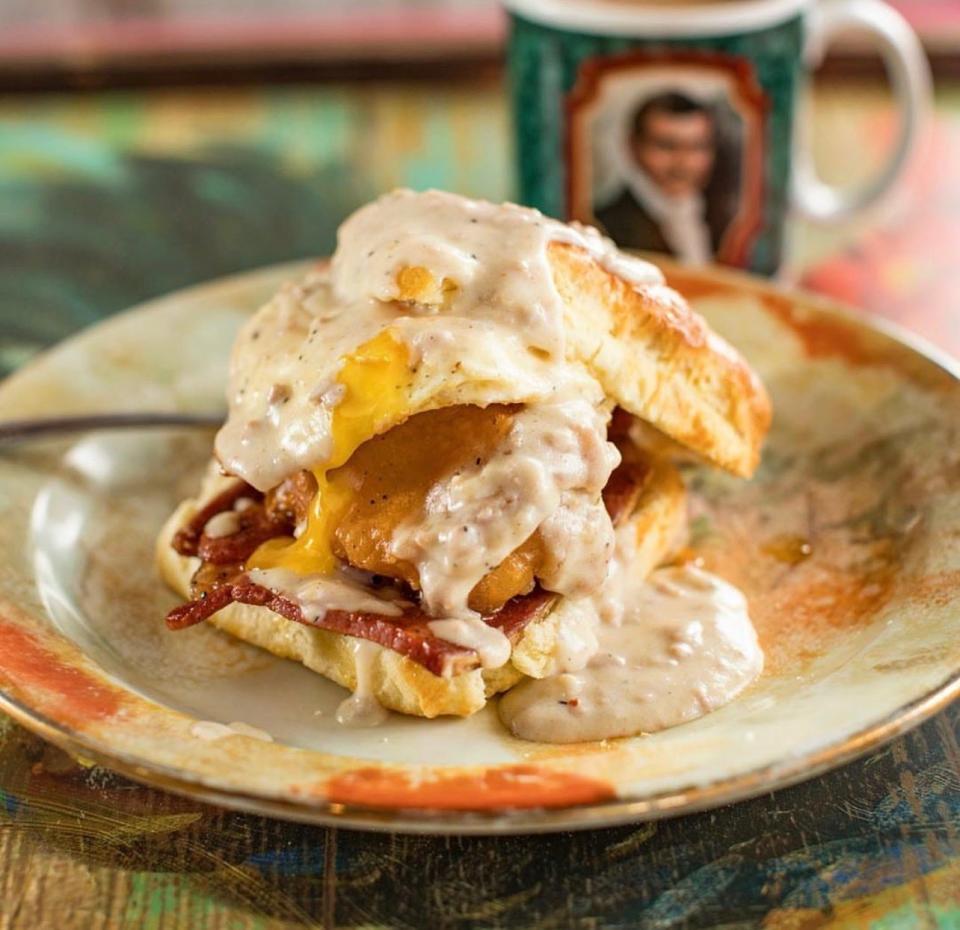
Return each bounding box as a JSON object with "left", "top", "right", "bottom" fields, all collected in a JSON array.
[{"left": 329, "top": 404, "right": 548, "bottom": 614}]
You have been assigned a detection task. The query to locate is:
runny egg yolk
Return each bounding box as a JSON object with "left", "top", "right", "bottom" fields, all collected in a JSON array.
[{"left": 246, "top": 329, "right": 410, "bottom": 575}]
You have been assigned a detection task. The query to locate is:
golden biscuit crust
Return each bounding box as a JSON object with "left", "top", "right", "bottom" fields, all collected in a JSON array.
[{"left": 547, "top": 242, "right": 770, "bottom": 478}]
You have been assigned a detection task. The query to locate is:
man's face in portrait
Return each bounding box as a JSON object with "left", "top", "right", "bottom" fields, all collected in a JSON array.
[{"left": 632, "top": 105, "right": 716, "bottom": 198}]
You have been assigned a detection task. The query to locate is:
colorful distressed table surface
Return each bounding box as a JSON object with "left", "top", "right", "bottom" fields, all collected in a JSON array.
[{"left": 2, "top": 75, "right": 960, "bottom": 928}]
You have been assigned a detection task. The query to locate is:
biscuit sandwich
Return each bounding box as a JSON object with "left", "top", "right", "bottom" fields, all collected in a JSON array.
[{"left": 157, "top": 189, "right": 770, "bottom": 721}]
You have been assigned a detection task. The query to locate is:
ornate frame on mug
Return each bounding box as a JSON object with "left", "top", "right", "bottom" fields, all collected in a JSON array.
[{"left": 566, "top": 50, "right": 769, "bottom": 266}]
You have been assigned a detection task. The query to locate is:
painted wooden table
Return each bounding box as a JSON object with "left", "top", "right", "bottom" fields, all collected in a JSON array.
[{"left": 2, "top": 75, "right": 960, "bottom": 928}]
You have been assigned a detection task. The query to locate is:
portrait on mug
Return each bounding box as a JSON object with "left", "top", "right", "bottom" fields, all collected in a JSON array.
[{"left": 566, "top": 52, "right": 769, "bottom": 266}]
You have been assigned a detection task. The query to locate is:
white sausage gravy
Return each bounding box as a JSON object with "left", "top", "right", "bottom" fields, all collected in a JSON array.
[{"left": 499, "top": 564, "right": 763, "bottom": 743}]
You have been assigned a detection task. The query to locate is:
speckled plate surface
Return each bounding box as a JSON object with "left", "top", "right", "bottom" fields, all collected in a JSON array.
[{"left": 1, "top": 260, "right": 959, "bottom": 834}]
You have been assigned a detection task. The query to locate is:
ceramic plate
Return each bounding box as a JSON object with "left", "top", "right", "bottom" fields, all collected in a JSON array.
[{"left": 1, "top": 260, "right": 959, "bottom": 834}]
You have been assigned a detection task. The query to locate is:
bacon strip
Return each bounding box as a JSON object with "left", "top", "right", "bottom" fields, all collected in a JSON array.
[
  {"left": 165, "top": 572, "right": 553, "bottom": 677},
  {"left": 173, "top": 479, "right": 300, "bottom": 565},
  {"left": 172, "top": 481, "right": 255, "bottom": 557},
  {"left": 196, "top": 508, "right": 292, "bottom": 565},
  {"left": 166, "top": 461, "right": 643, "bottom": 676},
  {"left": 602, "top": 459, "right": 649, "bottom": 524}
]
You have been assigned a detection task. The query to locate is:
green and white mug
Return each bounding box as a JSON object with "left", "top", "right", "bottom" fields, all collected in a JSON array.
[{"left": 505, "top": 0, "right": 930, "bottom": 275}]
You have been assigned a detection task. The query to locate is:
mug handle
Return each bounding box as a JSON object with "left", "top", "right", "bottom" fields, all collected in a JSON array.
[{"left": 792, "top": 0, "right": 932, "bottom": 223}]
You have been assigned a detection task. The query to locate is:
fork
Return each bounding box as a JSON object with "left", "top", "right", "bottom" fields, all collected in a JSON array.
[{"left": 0, "top": 412, "right": 225, "bottom": 445}]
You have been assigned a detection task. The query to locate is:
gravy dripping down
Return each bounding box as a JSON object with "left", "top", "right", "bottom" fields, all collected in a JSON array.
[
  {"left": 248, "top": 567, "right": 407, "bottom": 618},
  {"left": 336, "top": 640, "right": 390, "bottom": 728},
  {"left": 390, "top": 397, "right": 620, "bottom": 622}
]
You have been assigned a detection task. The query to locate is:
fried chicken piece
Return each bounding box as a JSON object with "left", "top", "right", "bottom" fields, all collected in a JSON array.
[{"left": 329, "top": 404, "right": 544, "bottom": 613}]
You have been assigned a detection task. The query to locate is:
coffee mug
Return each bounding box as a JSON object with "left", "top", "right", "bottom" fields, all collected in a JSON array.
[{"left": 505, "top": 0, "right": 931, "bottom": 275}]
